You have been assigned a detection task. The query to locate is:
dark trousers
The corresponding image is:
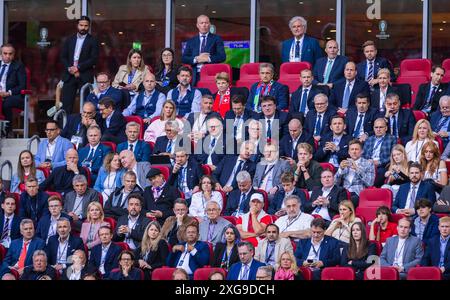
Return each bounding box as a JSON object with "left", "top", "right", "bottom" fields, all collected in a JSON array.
[
  {"left": 62, "top": 75, "right": 92, "bottom": 114},
  {"left": 374, "top": 166, "right": 387, "bottom": 187},
  {"left": 2, "top": 95, "right": 24, "bottom": 132}
]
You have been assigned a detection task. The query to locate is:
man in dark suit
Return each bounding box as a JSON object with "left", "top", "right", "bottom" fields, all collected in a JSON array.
[
  {"left": 304, "top": 93, "right": 337, "bottom": 142},
  {"left": 370, "top": 68, "right": 399, "bottom": 111},
  {"left": 314, "top": 115, "right": 351, "bottom": 166},
  {"left": 290, "top": 69, "right": 321, "bottom": 117},
  {"left": 88, "top": 225, "right": 121, "bottom": 278},
  {"left": 294, "top": 218, "right": 340, "bottom": 280},
  {"left": 117, "top": 121, "right": 152, "bottom": 162},
  {"left": 411, "top": 199, "right": 440, "bottom": 245},
  {"left": 168, "top": 150, "right": 203, "bottom": 201},
  {"left": 356, "top": 40, "right": 395, "bottom": 86},
  {"left": 113, "top": 194, "right": 150, "bottom": 250},
  {"left": 181, "top": 14, "right": 226, "bottom": 85},
  {"left": 36, "top": 196, "right": 72, "bottom": 243},
  {"left": 279, "top": 117, "right": 313, "bottom": 167},
  {"left": 152, "top": 120, "right": 187, "bottom": 161},
  {"left": 258, "top": 95, "right": 290, "bottom": 141},
  {"left": 281, "top": 16, "right": 324, "bottom": 66},
  {"left": 213, "top": 141, "right": 256, "bottom": 193},
  {"left": 246, "top": 63, "right": 289, "bottom": 112},
  {"left": 378, "top": 92, "right": 415, "bottom": 145},
  {"left": 45, "top": 218, "right": 84, "bottom": 272},
  {"left": 269, "top": 172, "right": 307, "bottom": 216},
  {"left": 227, "top": 241, "right": 266, "bottom": 280},
  {"left": 143, "top": 168, "right": 180, "bottom": 225},
  {"left": 329, "top": 61, "right": 371, "bottom": 115},
  {"left": 60, "top": 16, "right": 99, "bottom": 114},
  {"left": 60, "top": 101, "right": 101, "bottom": 149},
  {"left": 98, "top": 97, "right": 127, "bottom": 145},
  {"left": 86, "top": 72, "right": 123, "bottom": 108},
  {"left": 187, "top": 94, "right": 222, "bottom": 142},
  {"left": 194, "top": 116, "right": 227, "bottom": 168},
  {"left": 430, "top": 95, "right": 450, "bottom": 148},
  {"left": 224, "top": 171, "right": 257, "bottom": 217},
  {"left": 78, "top": 125, "right": 111, "bottom": 183},
  {"left": 0, "top": 43, "right": 27, "bottom": 136},
  {"left": 1, "top": 196, "right": 21, "bottom": 249},
  {"left": 392, "top": 162, "right": 436, "bottom": 216},
  {"left": 414, "top": 66, "right": 448, "bottom": 114},
  {"left": 420, "top": 216, "right": 450, "bottom": 280},
  {"left": 346, "top": 93, "right": 377, "bottom": 142},
  {"left": 313, "top": 40, "right": 348, "bottom": 88},
  {"left": 0, "top": 219, "right": 45, "bottom": 278},
  {"left": 20, "top": 178, "right": 49, "bottom": 225}
]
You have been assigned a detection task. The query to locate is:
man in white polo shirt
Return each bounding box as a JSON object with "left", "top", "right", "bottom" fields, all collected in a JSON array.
[{"left": 275, "top": 195, "right": 313, "bottom": 242}]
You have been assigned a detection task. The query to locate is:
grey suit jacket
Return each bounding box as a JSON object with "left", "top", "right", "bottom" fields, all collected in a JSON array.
[
  {"left": 132, "top": 162, "right": 151, "bottom": 190},
  {"left": 253, "top": 159, "right": 291, "bottom": 190},
  {"left": 199, "top": 217, "right": 231, "bottom": 248},
  {"left": 380, "top": 235, "right": 424, "bottom": 272},
  {"left": 63, "top": 188, "right": 99, "bottom": 219},
  {"left": 254, "top": 237, "right": 293, "bottom": 269}
]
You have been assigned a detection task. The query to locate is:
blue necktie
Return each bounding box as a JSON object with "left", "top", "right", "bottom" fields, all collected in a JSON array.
[
  {"left": 178, "top": 167, "right": 185, "bottom": 189},
  {"left": 267, "top": 120, "right": 272, "bottom": 139},
  {"left": 300, "top": 89, "right": 308, "bottom": 113},
  {"left": 392, "top": 116, "right": 398, "bottom": 138},
  {"left": 234, "top": 116, "right": 241, "bottom": 137},
  {"left": 438, "top": 116, "right": 449, "bottom": 131},
  {"left": 367, "top": 61, "right": 374, "bottom": 81},
  {"left": 86, "top": 148, "right": 95, "bottom": 161},
  {"left": 294, "top": 40, "right": 301, "bottom": 58},
  {"left": 0, "top": 64, "right": 7, "bottom": 82},
  {"left": 314, "top": 114, "right": 322, "bottom": 136},
  {"left": 342, "top": 82, "right": 351, "bottom": 109},
  {"left": 166, "top": 140, "right": 173, "bottom": 153},
  {"left": 210, "top": 138, "right": 216, "bottom": 151},
  {"left": 231, "top": 160, "right": 244, "bottom": 187},
  {"left": 425, "top": 86, "right": 437, "bottom": 108},
  {"left": 200, "top": 35, "right": 207, "bottom": 53},
  {"left": 353, "top": 114, "right": 364, "bottom": 138}
]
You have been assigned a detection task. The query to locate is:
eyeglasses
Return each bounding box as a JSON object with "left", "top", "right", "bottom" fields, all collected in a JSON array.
[
  {"left": 206, "top": 208, "right": 219, "bottom": 212},
  {"left": 45, "top": 128, "right": 57, "bottom": 132}
]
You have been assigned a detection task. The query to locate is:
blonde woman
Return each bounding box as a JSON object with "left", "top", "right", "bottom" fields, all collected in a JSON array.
[
  {"left": 274, "top": 251, "right": 303, "bottom": 280},
  {"left": 325, "top": 200, "right": 361, "bottom": 244},
  {"left": 135, "top": 221, "right": 169, "bottom": 280},
  {"left": 383, "top": 144, "right": 409, "bottom": 197},
  {"left": 143, "top": 99, "right": 184, "bottom": 143},
  {"left": 80, "top": 202, "right": 109, "bottom": 250},
  {"left": 405, "top": 119, "right": 437, "bottom": 162},
  {"left": 420, "top": 141, "right": 448, "bottom": 186},
  {"left": 112, "top": 49, "right": 150, "bottom": 94},
  {"left": 93, "top": 153, "right": 124, "bottom": 203}
]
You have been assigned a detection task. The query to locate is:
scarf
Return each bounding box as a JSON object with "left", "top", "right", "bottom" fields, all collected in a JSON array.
[
  {"left": 213, "top": 87, "right": 231, "bottom": 118},
  {"left": 253, "top": 81, "right": 273, "bottom": 111},
  {"left": 274, "top": 268, "right": 295, "bottom": 280}
]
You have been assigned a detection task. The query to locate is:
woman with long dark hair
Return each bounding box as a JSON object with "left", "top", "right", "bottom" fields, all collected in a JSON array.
[
  {"left": 212, "top": 224, "right": 240, "bottom": 271},
  {"left": 11, "top": 150, "right": 45, "bottom": 193},
  {"left": 112, "top": 48, "right": 150, "bottom": 95},
  {"left": 155, "top": 48, "right": 179, "bottom": 94}
]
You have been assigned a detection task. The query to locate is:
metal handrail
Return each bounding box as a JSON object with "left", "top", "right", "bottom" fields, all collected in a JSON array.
[
  {"left": 54, "top": 109, "right": 68, "bottom": 129},
  {"left": 27, "top": 134, "right": 41, "bottom": 152},
  {"left": 79, "top": 83, "right": 94, "bottom": 113},
  {"left": 0, "top": 160, "right": 13, "bottom": 180}
]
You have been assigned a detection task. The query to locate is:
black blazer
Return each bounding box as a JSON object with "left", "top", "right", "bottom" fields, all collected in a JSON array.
[
  {"left": 100, "top": 110, "right": 127, "bottom": 143},
  {"left": 376, "top": 108, "right": 415, "bottom": 144},
  {"left": 88, "top": 242, "right": 121, "bottom": 278},
  {"left": 19, "top": 191, "right": 49, "bottom": 225},
  {"left": 223, "top": 187, "right": 257, "bottom": 216},
  {"left": 0, "top": 214, "right": 21, "bottom": 241},
  {"left": 304, "top": 107, "right": 337, "bottom": 139},
  {"left": 212, "top": 242, "right": 239, "bottom": 269},
  {"left": 269, "top": 187, "right": 307, "bottom": 215},
  {"left": 370, "top": 85, "right": 398, "bottom": 110},
  {"left": 187, "top": 111, "right": 222, "bottom": 129},
  {"left": 3, "top": 60, "right": 27, "bottom": 97},
  {"left": 155, "top": 67, "right": 179, "bottom": 95},
  {"left": 168, "top": 158, "right": 203, "bottom": 191},
  {"left": 329, "top": 78, "right": 371, "bottom": 109},
  {"left": 134, "top": 239, "right": 169, "bottom": 270},
  {"left": 39, "top": 166, "right": 88, "bottom": 195},
  {"left": 356, "top": 57, "right": 395, "bottom": 82},
  {"left": 60, "top": 34, "right": 99, "bottom": 83},
  {"left": 142, "top": 184, "right": 179, "bottom": 224},
  {"left": 153, "top": 136, "right": 188, "bottom": 155},
  {"left": 212, "top": 156, "right": 256, "bottom": 189},
  {"left": 290, "top": 85, "right": 322, "bottom": 113},
  {"left": 35, "top": 212, "right": 73, "bottom": 242},
  {"left": 108, "top": 267, "right": 142, "bottom": 280},
  {"left": 45, "top": 234, "right": 85, "bottom": 265},
  {"left": 113, "top": 214, "right": 151, "bottom": 249},
  {"left": 279, "top": 132, "right": 313, "bottom": 160},
  {"left": 305, "top": 185, "right": 348, "bottom": 219},
  {"left": 340, "top": 242, "right": 377, "bottom": 277},
  {"left": 258, "top": 110, "right": 290, "bottom": 140},
  {"left": 413, "top": 83, "right": 449, "bottom": 112},
  {"left": 314, "top": 133, "right": 351, "bottom": 163},
  {"left": 61, "top": 113, "right": 102, "bottom": 148},
  {"left": 60, "top": 264, "right": 97, "bottom": 280},
  {"left": 345, "top": 107, "right": 377, "bottom": 138},
  {"left": 104, "top": 186, "right": 144, "bottom": 219}
]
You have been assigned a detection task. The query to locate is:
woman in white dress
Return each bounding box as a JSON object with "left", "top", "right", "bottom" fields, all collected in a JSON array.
[
  {"left": 189, "top": 175, "right": 223, "bottom": 220},
  {"left": 405, "top": 119, "right": 437, "bottom": 162}
]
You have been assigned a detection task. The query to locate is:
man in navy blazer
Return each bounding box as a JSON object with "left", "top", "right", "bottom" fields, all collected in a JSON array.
[
  {"left": 78, "top": 125, "right": 112, "bottom": 184},
  {"left": 329, "top": 61, "right": 371, "bottom": 114},
  {"left": 258, "top": 95, "right": 290, "bottom": 141},
  {"left": 345, "top": 94, "right": 377, "bottom": 142},
  {"left": 153, "top": 121, "right": 187, "bottom": 158},
  {"left": 392, "top": 162, "right": 436, "bottom": 216},
  {"left": 117, "top": 122, "right": 152, "bottom": 162},
  {"left": 224, "top": 171, "right": 256, "bottom": 217},
  {"left": 246, "top": 63, "right": 289, "bottom": 112},
  {"left": 167, "top": 223, "right": 210, "bottom": 279},
  {"left": 304, "top": 93, "right": 337, "bottom": 141},
  {"left": 430, "top": 96, "right": 450, "bottom": 149},
  {"left": 88, "top": 225, "right": 121, "bottom": 278},
  {"left": 0, "top": 196, "right": 22, "bottom": 248},
  {"left": 98, "top": 97, "right": 127, "bottom": 145},
  {"left": 86, "top": 72, "right": 123, "bottom": 109},
  {"left": 194, "top": 116, "right": 227, "bottom": 167},
  {"left": 45, "top": 218, "right": 84, "bottom": 270},
  {"left": 313, "top": 40, "right": 348, "bottom": 88},
  {"left": 0, "top": 219, "right": 45, "bottom": 277},
  {"left": 413, "top": 66, "right": 448, "bottom": 114},
  {"left": 227, "top": 241, "right": 266, "bottom": 280},
  {"left": 181, "top": 15, "right": 226, "bottom": 86},
  {"left": 294, "top": 218, "right": 340, "bottom": 280},
  {"left": 36, "top": 196, "right": 72, "bottom": 243},
  {"left": 279, "top": 117, "right": 313, "bottom": 164},
  {"left": 281, "top": 16, "right": 324, "bottom": 66},
  {"left": 411, "top": 199, "right": 440, "bottom": 246},
  {"left": 356, "top": 40, "right": 395, "bottom": 86},
  {"left": 0, "top": 44, "right": 27, "bottom": 136},
  {"left": 20, "top": 178, "right": 49, "bottom": 225},
  {"left": 212, "top": 141, "right": 256, "bottom": 193},
  {"left": 290, "top": 69, "right": 322, "bottom": 116},
  {"left": 168, "top": 151, "right": 203, "bottom": 200},
  {"left": 269, "top": 173, "right": 307, "bottom": 215},
  {"left": 60, "top": 16, "right": 99, "bottom": 114},
  {"left": 420, "top": 216, "right": 450, "bottom": 280}
]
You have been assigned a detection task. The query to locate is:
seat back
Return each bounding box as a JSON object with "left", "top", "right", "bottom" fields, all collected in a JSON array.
[
  {"left": 104, "top": 217, "right": 117, "bottom": 232},
  {"left": 193, "top": 267, "right": 227, "bottom": 280},
  {"left": 37, "top": 167, "right": 51, "bottom": 178},
  {"left": 278, "top": 62, "right": 311, "bottom": 93},
  {"left": 399, "top": 59, "right": 432, "bottom": 78},
  {"left": 364, "top": 266, "right": 399, "bottom": 280},
  {"left": 442, "top": 58, "right": 450, "bottom": 83},
  {"left": 201, "top": 164, "right": 212, "bottom": 175},
  {"left": 435, "top": 136, "right": 444, "bottom": 154},
  {"left": 407, "top": 266, "right": 442, "bottom": 280},
  {"left": 222, "top": 216, "right": 237, "bottom": 225},
  {"left": 115, "top": 242, "right": 131, "bottom": 251},
  {"left": 82, "top": 166, "right": 92, "bottom": 187},
  {"left": 298, "top": 266, "right": 312, "bottom": 280},
  {"left": 152, "top": 267, "right": 177, "bottom": 280},
  {"left": 358, "top": 188, "right": 393, "bottom": 208},
  {"left": 101, "top": 141, "right": 117, "bottom": 153},
  {"left": 235, "top": 63, "right": 262, "bottom": 89},
  {"left": 319, "top": 162, "right": 336, "bottom": 174},
  {"left": 150, "top": 165, "right": 171, "bottom": 181},
  {"left": 124, "top": 116, "right": 145, "bottom": 140},
  {"left": 321, "top": 267, "right": 355, "bottom": 280},
  {"left": 197, "top": 64, "right": 232, "bottom": 93},
  {"left": 0, "top": 244, "right": 6, "bottom": 263},
  {"left": 392, "top": 83, "right": 412, "bottom": 108},
  {"left": 255, "top": 189, "right": 269, "bottom": 212},
  {"left": 396, "top": 76, "right": 429, "bottom": 106},
  {"left": 412, "top": 110, "right": 427, "bottom": 122}
]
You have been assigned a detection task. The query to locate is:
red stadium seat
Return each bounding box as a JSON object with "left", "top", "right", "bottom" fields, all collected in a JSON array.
[
  {"left": 9, "top": 192, "right": 20, "bottom": 215},
  {"left": 358, "top": 188, "right": 393, "bottom": 208},
  {"left": 37, "top": 167, "right": 51, "bottom": 178},
  {"left": 104, "top": 217, "right": 117, "bottom": 232},
  {"left": 149, "top": 116, "right": 160, "bottom": 124},
  {"left": 146, "top": 141, "right": 155, "bottom": 153},
  {"left": 0, "top": 244, "right": 6, "bottom": 263},
  {"left": 300, "top": 188, "right": 310, "bottom": 201},
  {"left": 151, "top": 165, "right": 170, "bottom": 181},
  {"left": 206, "top": 242, "right": 214, "bottom": 259},
  {"left": 319, "top": 162, "right": 336, "bottom": 174},
  {"left": 391, "top": 213, "right": 406, "bottom": 224},
  {"left": 217, "top": 190, "right": 227, "bottom": 213},
  {"left": 222, "top": 216, "right": 237, "bottom": 225},
  {"left": 407, "top": 266, "right": 442, "bottom": 280},
  {"left": 435, "top": 136, "right": 444, "bottom": 154},
  {"left": 152, "top": 267, "right": 177, "bottom": 280},
  {"left": 321, "top": 267, "right": 355, "bottom": 280},
  {"left": 235, "top": 63, "right": 262, "bottom": 90},
  {"left": 201, "top": 164, "right": 212, "bottom": 175},
  {"left": 193, "top": 267, "right": 227, "bottom": 280},
  {"left": 82, "top": 166, "right": 92, "bottom": 187},
  {"left": 399, "top": 59, "right": 432, "bottom": 78},
  {"left": 256, "top": 189, "right": 269, "bottom": 212},
  {"left": 196, "top": 63, "right": 232, "bottom": 93},
  {"left": 271, "top": 214, "right": 278, "bottom": 222},
  {"left": 101, "top": 141, "right": 117, "bottom": 153},
  {"left": 46, "top": 191, "right": 63, "bottom": 200},
  {"left": 124, "top": 116, "right": 144, "bottom": 139},
  {"left": 278, "top": 62, "right": 312, "bottom": 93},
  {"left": 445, "top": 161, "right": 450, "bottom": 179},
  {"left": 412, "top": 110, "right": 427, "bottom": 122},
  {"left": 115, "top": 242, "right": 131, "bottom": 251},
  {"left": 364, "top": 266, "right": 399, "bottom": 280},
  {"left": 369, "top": 240, "right": 383, "bottom": 256},
  {"left": 299, "top": 266, "right": 312, "bottom": 280},
  {"left": 442, "top": 58, "right": 450, "bottom": 83},
  {"left": 396, "top": 76, "right": 429, "bottom": 106},
  {"left": 98, "top": 193, "right": 103, "bottom": 207}
]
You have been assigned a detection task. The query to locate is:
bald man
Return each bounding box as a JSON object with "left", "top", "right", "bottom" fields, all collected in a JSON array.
[{"left": 313, "top": 40, "right": 348, "bottom": 88}]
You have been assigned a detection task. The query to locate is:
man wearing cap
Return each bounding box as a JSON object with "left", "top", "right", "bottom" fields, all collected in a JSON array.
[
  {"left": 236, "top": 192, "right": 272, "bottom": 248},
  {"left": 143, "top": 168, "right": 180, "bottom": 225}
]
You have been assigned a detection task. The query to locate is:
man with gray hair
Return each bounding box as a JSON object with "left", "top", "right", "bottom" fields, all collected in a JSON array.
[
  {"left": 119, "top": 149, "right": 151, "bottom": 190},
  {"left": 199, "top": 201, "right": 231, "bottom": 248},
  {"left": 256, "top": 265, "right": 273, "bottom": 280},
  {"left": 224, "top": 171, "right": 257, "bottom": 217},
  {"left": 117, "top": 121, "right": 152, "bottom": 162},
  {"left": 281, "top": 16, "right": 323, "bottom": 66},
  {"left": 63, "top": 174, "right": 99, "bottom": 231},
  {"left": 20, "top": 250, "right": 57, "bottom": 280},
  {"left": 431, "top": 95, "right": 450, "bottom": 148},
  {"left": 153, "top": 120, "right": 186, "bottom": 159},
  {"left": 246, "top": 62, "right": 289, "bottom": 112},
  {"left": 304, "top": 93, "right": 337, "bottom": 142},
  {"left": 274, "top": 195, "right": 313, "bottom": 241}
]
